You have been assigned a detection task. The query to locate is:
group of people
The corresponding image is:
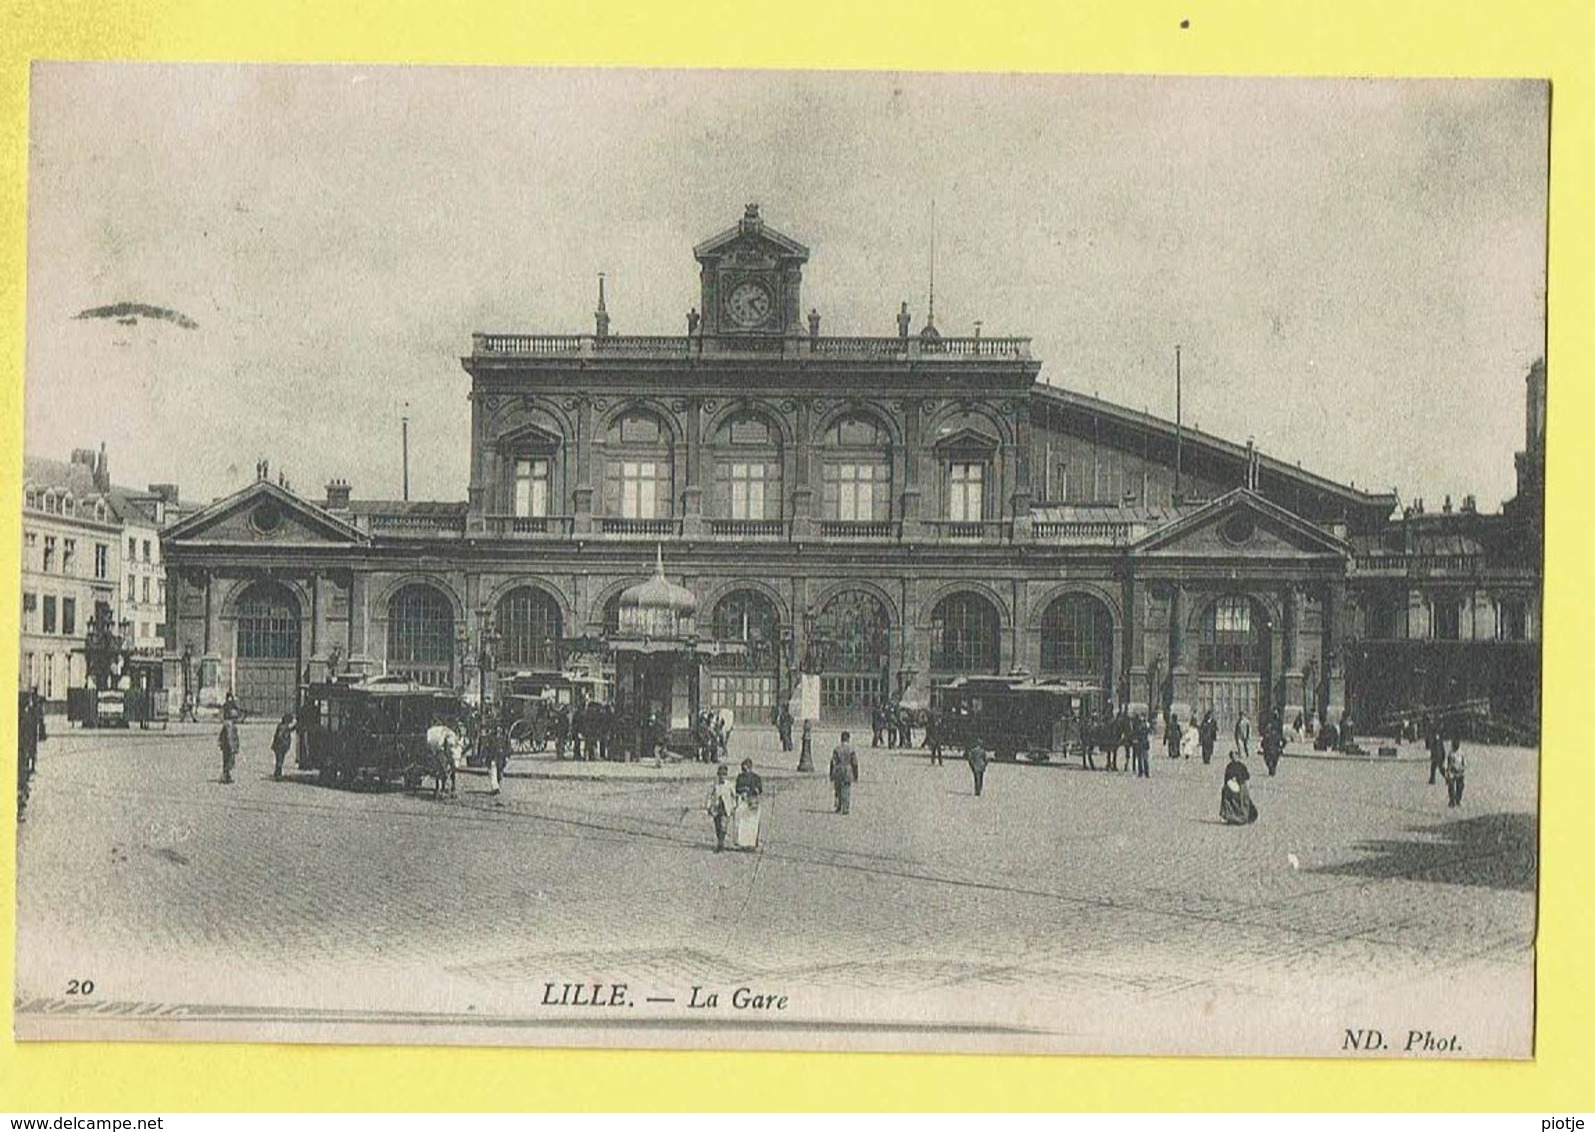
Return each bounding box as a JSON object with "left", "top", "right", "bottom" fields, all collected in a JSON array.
[
  {"left": 1425, "top": 718, "right": 1468, "bottom": 807},
  {"left": 870, "top": 701, "right": 919, "bottom": 750},
  {"left": 705, "top": 757, "right": 764, "bottom": 851}
]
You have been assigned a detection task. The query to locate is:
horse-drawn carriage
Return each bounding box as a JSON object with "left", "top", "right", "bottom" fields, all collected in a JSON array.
[
  {"left": 495, "top": 670, "right": 598, "bottom": 754},
  {"left": 936, "top": 675, "right": 1105, "bottom": 763},
  {"left": 298, "top": 677, "right": 469, "bottom": 790}
]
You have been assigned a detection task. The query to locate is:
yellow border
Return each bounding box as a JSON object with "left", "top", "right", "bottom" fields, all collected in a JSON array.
[{"left": 1, "top": 0, "right": 1589, "bottom": 1111}]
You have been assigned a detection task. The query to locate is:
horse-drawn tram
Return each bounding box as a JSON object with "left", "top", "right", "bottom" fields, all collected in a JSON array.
[
  {"left": 936, "top": 675, "right": 1104, "bottom": 763},
  {"left": 298, "top": 677, "right": 469, "bottom": 789}
]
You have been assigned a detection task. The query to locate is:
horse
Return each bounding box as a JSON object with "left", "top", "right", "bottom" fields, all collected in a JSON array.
[{"left": 421, "top": 724, "right": 462, "bottom": 797}]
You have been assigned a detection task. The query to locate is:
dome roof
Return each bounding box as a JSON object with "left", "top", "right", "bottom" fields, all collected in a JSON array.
[{"left": 618, "top": 547, "right": 697, "bottom": 618}]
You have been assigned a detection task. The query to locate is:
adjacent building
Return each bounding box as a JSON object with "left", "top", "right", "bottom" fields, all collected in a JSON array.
[
  {"left": 19, "top": 445, "right": 180, "bottom": 712},
  {"left": 158, "top": 207, "right": 1543, "bottom": 736}
]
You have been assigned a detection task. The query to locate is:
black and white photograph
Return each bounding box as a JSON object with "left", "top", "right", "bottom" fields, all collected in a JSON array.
[{"left": 13, "top": 65, "right": 1545, "bottom": 1056}]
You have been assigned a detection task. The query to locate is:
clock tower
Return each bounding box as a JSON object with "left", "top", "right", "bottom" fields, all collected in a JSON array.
[{"left": 692, "top": 204, "right": 810, "bottom": 337}]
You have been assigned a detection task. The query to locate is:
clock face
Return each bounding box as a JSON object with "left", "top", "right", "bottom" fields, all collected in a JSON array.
[{"left": 725, "top": 280, "right": 774, "bottom": 328}]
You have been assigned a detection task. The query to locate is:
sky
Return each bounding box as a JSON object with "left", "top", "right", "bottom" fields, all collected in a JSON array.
[{"left": 24, "top": 66, "right": 1547, "bottom": 509}]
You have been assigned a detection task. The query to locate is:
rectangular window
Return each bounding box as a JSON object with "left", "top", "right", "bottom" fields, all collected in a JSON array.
[
  {"left": 620, "top": 461, "right": 659, "bottom": 519},
  {"left": 62, "top": 597, "right": 76, "bottom": 637},
  {"left": 513, "top": 457, "right": 551, "bottom": 518},
  {"left": 24, "top": 530, "right": 36, "bottom": 568},
  {"left": 127, "top": 574, "right": 137, "bottom": 604},
  {"left": 42, "top": 655, "right": 54, "bottom": 698},
  {"left": 23, "top": 652, "right": 34, "bottom": 688},
  {"left": 142, "top": 576, "right": 151, "bottom": 604},
  {"left": 128, "top": 537, "right": 137, "bottom": 560},
  {"left": 43, "top": 536, "right": 56, "bottom": 573},
  {"left": 823, "top": 463, "right": 888, "bottom": 522},
  {"left": 94, "top": 543, "right": 109, "bottom": 579},
  {"left": 62, "top": 539, "right": 77, "bottom": 575},
  {"left": 43, "top": 595, "right": 57, "bottom": 634},
  {"left": 1433, "top": 600, "right": 1462, "bottom": 641},
  {"left": 142, "top": 539, "right": 151, "bottom": 563},
  {"left": 1498, "top": 600, "right": 1527, "bottom": 642},
  {"left": 157, "top": 578, "right": 167, "bottom": 606},
  {"left": 22, "top": 591, "right": 37, "bottom": 632},
  {"left": 948, "top": 462, "right": 985, "bottom": 522},
  {"left": 728, "top": 462, "right": 768, "bottom": 520}
]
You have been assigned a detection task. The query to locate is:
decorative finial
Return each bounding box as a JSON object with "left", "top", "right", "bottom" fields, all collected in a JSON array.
[
  {"left": 655, "top": 543, "right": 666, "bottom": 578},
  {"left": 744, "top": 202, "right": 760, "bottom": 220},
  {"left": 595, "top": 272, "right": 610, "bottom": 339}
]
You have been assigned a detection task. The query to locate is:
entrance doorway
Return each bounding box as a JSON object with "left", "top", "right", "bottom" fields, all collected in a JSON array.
[
  {"left": 234, "top": 581, "right": 301, "bottom": 718},
  {"left": 813, "top": 589, "right": 891, "bottom": 725},
  {"left": 1195, "top": 594, "right": 1272, "bottom": 737}
]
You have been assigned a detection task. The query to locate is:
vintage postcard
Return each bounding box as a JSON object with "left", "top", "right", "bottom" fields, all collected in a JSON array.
[{"left": 12, "top": 65, "right": 1545, "bottom": 1057}]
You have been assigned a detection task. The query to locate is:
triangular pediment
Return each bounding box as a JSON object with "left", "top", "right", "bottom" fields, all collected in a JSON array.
[
  {"left": 932, "top": 426, "right": 1001, "bottom": 452},
  {"left": 1131, "top": 489, "right": 1350, "bottom": 560},
  {"left": 163, "top": 480, "right": 368, "bottom": 547},
  {"left": 693, "top": 208, "right": 810, "bottom": 263}
]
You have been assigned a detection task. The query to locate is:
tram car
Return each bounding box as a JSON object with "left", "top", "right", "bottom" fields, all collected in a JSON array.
[
  {"left": 936, "top": 675, "right": 1104, "bottom": 763},
  {"left": 298, "top": 677, "right": 469, "bottom": 788}
]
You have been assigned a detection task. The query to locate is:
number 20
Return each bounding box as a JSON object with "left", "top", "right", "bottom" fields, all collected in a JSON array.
[{"left": 66, "top": 979, "right": 95, "bottom": 995}]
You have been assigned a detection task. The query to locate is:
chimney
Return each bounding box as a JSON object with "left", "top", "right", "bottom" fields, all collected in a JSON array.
[
  {"left": 325, "top": 478, "right": 352, "bottom": 511},
  {"left": 1461, "top": 494, "right": 1477, "bottom": 514},
  {"left": 94, "top": 441, "right": 110, "bottom": 492},
  {"left": 147, "top": 483, "right": 180, "bottom": 506}
]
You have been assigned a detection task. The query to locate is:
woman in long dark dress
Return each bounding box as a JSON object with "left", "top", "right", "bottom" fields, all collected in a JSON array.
[{"left": 1220, "top": 753, "right": 1258, "bottom": 825}]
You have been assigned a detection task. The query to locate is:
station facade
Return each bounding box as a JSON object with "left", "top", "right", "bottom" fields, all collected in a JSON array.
[{"left": 159, "top": 207, "right": 1543, "bottom": 735}]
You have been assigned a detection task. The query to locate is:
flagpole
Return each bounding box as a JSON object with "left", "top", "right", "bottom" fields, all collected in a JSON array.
[{"left": 1174, "top": 345, "right": 1183, "bottom": 503}]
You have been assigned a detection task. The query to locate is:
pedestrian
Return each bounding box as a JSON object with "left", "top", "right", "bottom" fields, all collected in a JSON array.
[
  {"left": 218, "top": 717, "right": 240, "bottom": 784},
  {"left": 1261, "top": 720, "right": 1283, "bottom": 777},
  {"left": 732, "top": 757, "right": 764, "bottom": 850},
  {"left": 1198, "top": 708, "right": 1218, "bottom": 765},
  {"left": 965, "top": 739, "right": 989, "bottom": 797},
  {"left": 1443, "top": 738, "right": 1467, "bottom": 808},
  {"left": 1234, "top": 709, "right": 1252, "bottom": 759},
  {"left": 1165, "top": 713, "right": 1183, "bottom": 759},
  {"left": 706, "top": 765, "right": 736, "bottom": 851},
  {"left": 871, "top": 703, "right": 885, "bottom": 749},
  {"left": 1220, "top": 751, "right": 1259, "bottom": 825},
  {"left": 222, "top": 690, "right": 244, "bottom": 723},
  {"left": 1426, "top": 718, "right": 1446, "bottom": 785},
  {"left": 830, "top": 730, "right": 859, "bottom": 814},
  {"left": 270, "top": 712, "right": 296, "bottom": 780},
  {"left": 799, "top": 717, "right": 814, "bottom": 772},
  {"left": 927, "top": 709, "right": 944, "bottom": 766},
  {"left": 777, "top": 704, "right": 794, "bottom": 753},
  {"left": 1132, "top": 712, "right": 1151, "bottom": 778}
]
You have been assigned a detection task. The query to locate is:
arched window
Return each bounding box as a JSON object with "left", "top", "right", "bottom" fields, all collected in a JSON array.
[
  {"left": 603, "top": 410, "right": 675, "bottom": 519},
  {"left": 1039, "top": 593, "right": 1114, "bottom": 690},
  {"left": 1199, "top": 595, "right": 1262, "bottom": 673},
  {"left": 387, "top": 584, "right": 455, "bottom": 686},
  {"left": 710, "top": 589, "right": 781, "bottom": 673},
  {"left": 930, "top": 592, "right": 1002, "bottom": 674},
  {"left": 820, "top": 415, "right": 891, "bottom": 523},
  {"left": 497, "top": 587, "right": 563, "bottom": 670},
  {"left": 709, "top": 589, "right": 782, "bottom": 714},
  {"left": 712, "top": 412, "right": 783, "bottom": 521}
]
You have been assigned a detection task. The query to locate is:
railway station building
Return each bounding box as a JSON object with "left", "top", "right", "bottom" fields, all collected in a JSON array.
[{"left": 159, "top": 207, "right": 1543, "bottom": 736}]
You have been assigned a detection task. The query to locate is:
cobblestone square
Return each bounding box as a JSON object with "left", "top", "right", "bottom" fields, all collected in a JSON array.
[{"left": 15, "top": 722, "right": 1536, "bottom": 1056}]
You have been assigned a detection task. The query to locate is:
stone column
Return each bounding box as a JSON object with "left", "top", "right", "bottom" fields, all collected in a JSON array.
[
  {"left": 1324, "top": 581, "right": 1347, "bottom": 721},
  {"left": 1010, "top": 399, "right": 1033, "bottom": 540},
  {"left": 574, "top": 397, "right": 595, "bottom": 534},
  {"left": 1282, "top": 585, "right": 1305, "bottom": 726},
  {"left": 1168, "top": 582, "right": 1194, "bottom": 726},
  {"left": 467, "top": 392, "right": 487, "bottom": 534},
  {"left": 1008, "top": 577, "right": 1027, "bottom": 675},
  {"left": 900, "top": 400, "right": 924, "bottom": 539},
  {"left": 681, "top": 398, "right": 705, "bottom": 536},
  {"left": 1126, "top": 575, "right": 1154, "bottom": 718},
  {"left": 791, "top": 400, "right": 815, "bottom": 538}
]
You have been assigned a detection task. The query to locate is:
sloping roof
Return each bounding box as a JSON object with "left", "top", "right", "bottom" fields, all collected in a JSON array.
[
  {"left": 22, "top": 455, "right": 101, "bottom": 497},
  {"left": 1031, "top": 383, "right": 1399, "bottom": 515},
  {"left": 692, "top": 210, "right": 810, "bottom": 260}
]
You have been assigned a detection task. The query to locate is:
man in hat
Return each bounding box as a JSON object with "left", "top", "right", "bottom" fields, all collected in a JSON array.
[
  {"left": 830, "top": 730, "right": 859, "bottom": 814},
  {"left": 218, "top": 716, "right": 240, "bottom": 784},
  {"left": 270, "top": 712, "right": 296, "bottom": 780},
  {"left": 706, "top": 765, "right": 736, "bottom": 852}
]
